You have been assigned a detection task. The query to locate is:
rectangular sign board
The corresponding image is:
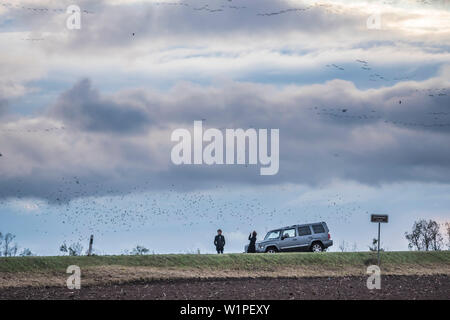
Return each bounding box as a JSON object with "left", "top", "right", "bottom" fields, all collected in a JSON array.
[{"left": 371, "top": 214, "right": 389, "bottom": 223}]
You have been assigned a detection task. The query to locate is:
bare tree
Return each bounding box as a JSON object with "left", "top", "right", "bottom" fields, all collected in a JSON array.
[
  {"left": 428, "top": 221, "right": 444, "bottom": 250},
  {"left": 59, "top": 242, "right": 83, "bottom": 256},
  {"left": 9, "top": 244, "right": 18, "bottom": 257},
  {"left": 339, "top": 240, "right": 348, "bottom": 252},
  {"left": 131, "top": 245, "right": 149, "bottom": 255},
  {"left": 2, "top": 233, "right": 18, "bottom": 257},
  {"left": 369, "top": 238, "right": 384, "bottom": 252},
  {"left": 59, "top": 242, "right": 68, "bottom": 255},
  {"left": 68, "top": 243, "right": 83, "bottom": 256},
  {"left": 405, "top": 219, "right": 443, "bottom": 251},
  {"left": 405, "top": 221, "right": 422, "bottom": 250},
  {"left": 19, "top": 248, "right": 33, "bottom": 256}
]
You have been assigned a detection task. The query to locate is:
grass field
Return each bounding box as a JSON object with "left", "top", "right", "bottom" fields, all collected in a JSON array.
[
  {"left": 1, "top": 251, "right": 449, "bottom": 272},
  {"left": 1, "top": 251, "right": 449, "bottom": 289},
  {"left": 0, "top": 250, "right": 449, "bottom": 272},
  {"left": 1, "top": 251, "right": 449, "bottom": 299}
]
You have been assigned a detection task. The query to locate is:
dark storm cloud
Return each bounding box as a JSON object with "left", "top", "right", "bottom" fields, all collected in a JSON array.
[
  {"left": 48, "top": 78, "right": 150, "bottom": 133},
  {"left": 1, "top": 76, "right": 450, "bottom": 201}
]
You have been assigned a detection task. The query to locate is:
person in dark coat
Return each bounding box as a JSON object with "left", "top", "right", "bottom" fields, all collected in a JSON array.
[
  {"left": 214, "top": 229, "right": 225, "bottom": 254},
  {"left": 247, "top": 231, "right": 257, "bottom": 253}
]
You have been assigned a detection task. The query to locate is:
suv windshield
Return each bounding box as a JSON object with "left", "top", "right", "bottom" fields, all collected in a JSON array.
[{"left": 264, "top": 230, "right": 281, "bottom": 240}]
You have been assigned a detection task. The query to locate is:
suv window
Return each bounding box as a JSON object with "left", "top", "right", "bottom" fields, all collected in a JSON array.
[
  {"left": 282, "top": 228, "right": 296, "bottom": 238},
  {"left": 312, "top": 224, "right": 325, "bottom": 234},
  {"left": 265, "top": 230, "right": 281, "bottom": 240},
  {"left": 298, "top": 226, "right": 312, "bottom": 236}
]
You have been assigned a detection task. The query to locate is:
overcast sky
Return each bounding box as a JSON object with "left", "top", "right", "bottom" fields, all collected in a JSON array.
[{"left": 0, "top": 0, "right": 449, "bottom": 255}]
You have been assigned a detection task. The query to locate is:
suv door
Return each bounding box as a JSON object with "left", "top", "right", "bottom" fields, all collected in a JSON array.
[
  {"left": 297, "top": 225, "right": 313, "bottom": 251},
  {"left": 279, "top": 228, "right": 297, "bottom": 251},
  {"left": 311, "top": 223, "right": 327, "bottom": 242}
]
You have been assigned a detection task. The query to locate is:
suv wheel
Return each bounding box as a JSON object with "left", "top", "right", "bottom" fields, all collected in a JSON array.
[
  {"left": 311, "top": 242, "right": 324, "bottom": 252},
  {"left": 265, "top": 247, "right": 278, "bottom": 253}
]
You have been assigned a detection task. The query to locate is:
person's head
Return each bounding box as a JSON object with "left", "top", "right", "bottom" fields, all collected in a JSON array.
[
  {"left": 252, "top": 231, "right": 257, "bottom": 237},
  {"left": 217, "top": 229, "right": 222, "bottom": 235}
]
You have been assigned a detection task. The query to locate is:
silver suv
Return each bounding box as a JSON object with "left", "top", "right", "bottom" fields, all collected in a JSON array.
[{"left": 246, "top": 222, "right": 333, "bottom": 253}]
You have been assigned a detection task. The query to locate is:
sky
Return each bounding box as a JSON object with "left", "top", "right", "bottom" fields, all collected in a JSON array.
[{"left": 0, "top": 0, "right": 449, "bottom": 255}]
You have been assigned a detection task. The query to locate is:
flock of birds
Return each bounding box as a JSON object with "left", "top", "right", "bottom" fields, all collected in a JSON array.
[
  {"left": 1, "top": 0, "right": 441, "bottom": 43},
  {"left": 2, "top": 0, "right": 435, "bottom": 21},
  {"left": 0, "top": 0, "right": 335, "bottom": 19},
  {"left": 256, "top": 2, "right": 343, "bottom": 16},
  {"left": 0, "top": 175, "right": 363, "bottom": 247},
  {"left": 1, "top": 74, "right": 448, "bottom": 248},
  {"left": 1, "top": 0, "right": 449, "bottom": 250},
  {"left": 0, "top": 1, "right": 332, "bottom": 16},
  {"left": 326, "top": 59, "right": 417, "bottom": 83},
  {"left": 0, "top": 126, "right": 66, "bottom": 134},
  {"left": 0, "top": 1, "right": 94, "bottom": 14},
  {"left": 313, "top": 106, "right": 450, "bottom": 129},
  {"left": 0, "top": 0, "right": 438, "bottom": 17},
  {"left": 311, "top": 82, "right": 450, "bottom": 129},
  {"left": 320, "top": 60, "right": 449, "bottom": 129}
]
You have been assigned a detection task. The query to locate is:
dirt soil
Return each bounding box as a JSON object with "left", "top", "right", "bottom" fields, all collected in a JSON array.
[
  {"left": 1, "top": 263, "right": 448, "bottom": 289},
  {"left": 1, "top": 275, "right": 448, "bottom": 300}
]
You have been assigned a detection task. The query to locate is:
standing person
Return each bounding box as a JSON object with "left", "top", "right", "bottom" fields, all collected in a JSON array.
[
  {"left": 214, "top": 229, "right": 225, "bottom": 254},
  {"left": 247, "top": 231, "right": 257, "bottom": 253}
]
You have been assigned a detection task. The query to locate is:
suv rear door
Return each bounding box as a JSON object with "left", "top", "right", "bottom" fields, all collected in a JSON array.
[
  {"left": 297, "top": 225, "right": 313, "bottom": 250},
  {"left": 311, "top": 223, "right": 327, "bottom": 242}
]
